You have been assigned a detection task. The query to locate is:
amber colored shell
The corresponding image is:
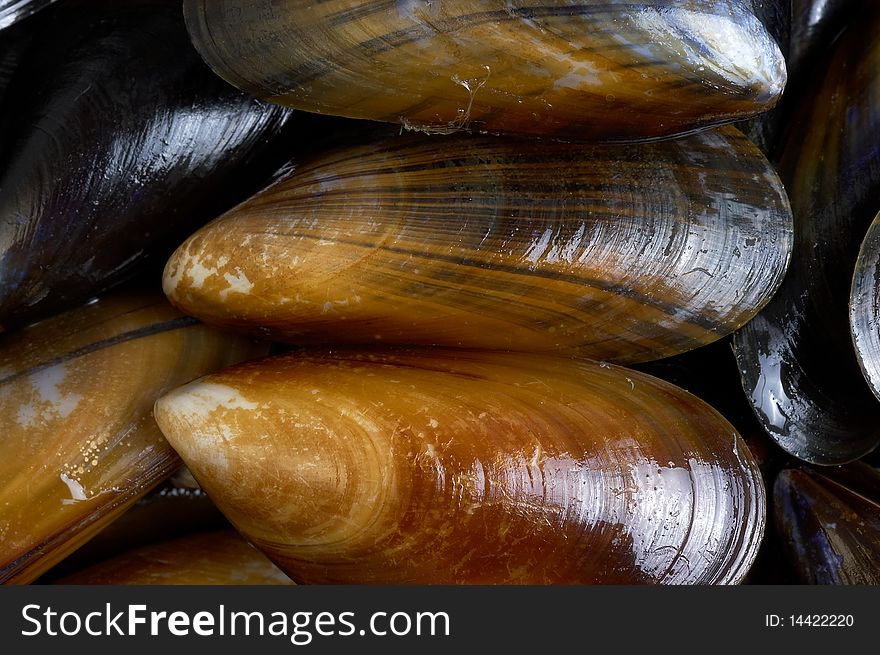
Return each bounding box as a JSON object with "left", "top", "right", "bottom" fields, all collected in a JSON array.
[
  {"left": 183, "top": 0, "right": 786, "bottom": 142},
  {"left": 154, "top": 349, "right": 766, "bottom": 584},
  {"left": 0, "top": 292, "right": 266, "bottom": 584},
  {"left": 164, "top": 126, "right": 792, "bottom": 364},
  {"left": 55, "top": 531, "right": 293, "bottom": 585}
]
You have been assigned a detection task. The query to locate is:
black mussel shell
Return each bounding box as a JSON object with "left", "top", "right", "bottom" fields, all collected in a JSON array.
[
  {"left": 733, "top": 4, "right": 880, "bottom": 465},
  {"left": 774, "top": 463, "right": 880, "bottom": 584},
  {"left": 0, "top": 0, "right": 297, "bottom": 331}
]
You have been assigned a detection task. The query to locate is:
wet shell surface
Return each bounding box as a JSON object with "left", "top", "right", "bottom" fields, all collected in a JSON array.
[
  {"left": 183, "top": 0, "right": 786, "bottom": 142},
  {"left": 774, "top": 463, "right": 880, "bottom": 584},
  {"left": 0, "top": 0, "right": 295, "bottom": 331},
  {"left": 850, "top": 212, "right": 880, "bottom": 403},
  {"left": 55, "top": 531, "right": 293, "bottom": 585},
  {"left": 43, "top": 471, "right": 229, "bottom": 579},
  {"left": 0, "top": 292, "right": 266, "bottom": 584},
  {"left": 164, "top": 126, "right": 792, "bottom": 365},
  {"left": 732, "top": 4, "right": 880, "bottom": 465},
  {"left": 154, "top": 349, "right": 766, "bottom": 585}
]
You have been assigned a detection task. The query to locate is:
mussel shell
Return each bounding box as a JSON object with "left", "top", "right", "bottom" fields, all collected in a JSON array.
[
  {"left": 164, "top": 126, "right": 792, "bottom": 365},
  {"left": 154, "top": 349, "right": 766, "bottom": 585},
  {"left": 0, "top": 291, "right": 266, "bottom": 584},
  {"left": 774, "top": 463, "right": 880, "bottom": 584},
  {"left": 54, "top": 531, "right": 293, "bottom": 585},
  {"left": 0, "top": 0, "right": 56, "bottom": 31},
  {"left": 850, "top": 211, "right": 880, "bottom": 403},
  {"left": 39, "top": 470, "right": 229, "bottom": 581},
  {"left": 0, "top": 0, "right": 296, "bottom": 331},
  {"left": 732, "top": 4, "right": 880, "bottom": 465},
  {"left": 634, "top": 339, "right": 784, "bottom": 481},
  {"left": 183, "top": 0, "right": 786, "bottom": 142}
]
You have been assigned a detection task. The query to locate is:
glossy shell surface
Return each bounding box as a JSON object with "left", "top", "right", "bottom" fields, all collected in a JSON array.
[
  {"left": 155, "top": 349, "right": 766, "bottom": 584},
  {"left": 0, "top": 292, "right": 265, "bottom": 584},
  {"left": 164, "top": 127, "right": 792, "bottom": 364},
  {"left": 733, "top": 5, "right": 880, "bottom": 465},
  {"left": 0, "top": 0, "right": 295, "bottom": 330},
  {"left": 183, "top": 0, "right": 786, "bottom": 142}
]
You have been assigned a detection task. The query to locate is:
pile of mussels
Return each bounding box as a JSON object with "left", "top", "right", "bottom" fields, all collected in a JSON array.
[{"left": 0, "top": 0, "right": 878, "bottom": 585}]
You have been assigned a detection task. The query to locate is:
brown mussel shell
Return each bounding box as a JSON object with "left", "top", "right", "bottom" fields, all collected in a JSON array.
[
  {"left": 40, "top": 468, "right": 229, "bottom": 581},
  {"left": 154, "top": 349, "right": 766, "bottom": 585},
  {"left": 183, "top": 0, "right": 785, "bottom": 142},
  {"left": 635, "top": 339, "right": 784, "bottom": 482},
  {"left": 774, "top": 463, "right": 880, "bottom": 584},
  {"left": 0, "top": 291, "right": 266, "bottom": 584},
  {"left": 164, "top": 126, "right": 792, "bottom": 365},
  {"left": 732, "top": 4, "right": 880, "bottom": 465},
  {"left": 54, "top": 530, "right": 293, "bottom": 585}
]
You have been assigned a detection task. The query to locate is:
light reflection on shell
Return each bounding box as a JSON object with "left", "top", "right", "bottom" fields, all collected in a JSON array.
[
  {"left": 0, "top": 292, "right": 266, "bottom": 584},
  {"left": 155, "top": 349, "right": 766, "bottom": 584},
  {"left": 163, "top": 126, "right": 792, "bottom": 364},
  {"left": 183, "top": 0, "right": 786, "bottom": 142}
]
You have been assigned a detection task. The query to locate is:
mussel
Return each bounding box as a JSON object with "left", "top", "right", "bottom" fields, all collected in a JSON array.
[
  {"left": 164, "top": 126, "right": 792, "bottom": 364},
  {"left": 0, "top": 0, "right": 297, "bottom": 331},
  {"left": 0, "top": 291, "right": 266, "bottom": 584},
  {"left": 154, "top": 349, "right": 766, "bottom": 584},
  {"left": 774, "top": 463, "right": 880, "bottom": 584},
  {"left": 54, "top": 531, "right": 294, "bottom": 585},
  {"left": 183, "top": 0, "right": 786, "bottom": 142},
  {"left": 635, "top": 339, "right": 783, "bottom": 482},
  {"left": 732, "top": 4, "right": 880, "bottom": 465}
]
